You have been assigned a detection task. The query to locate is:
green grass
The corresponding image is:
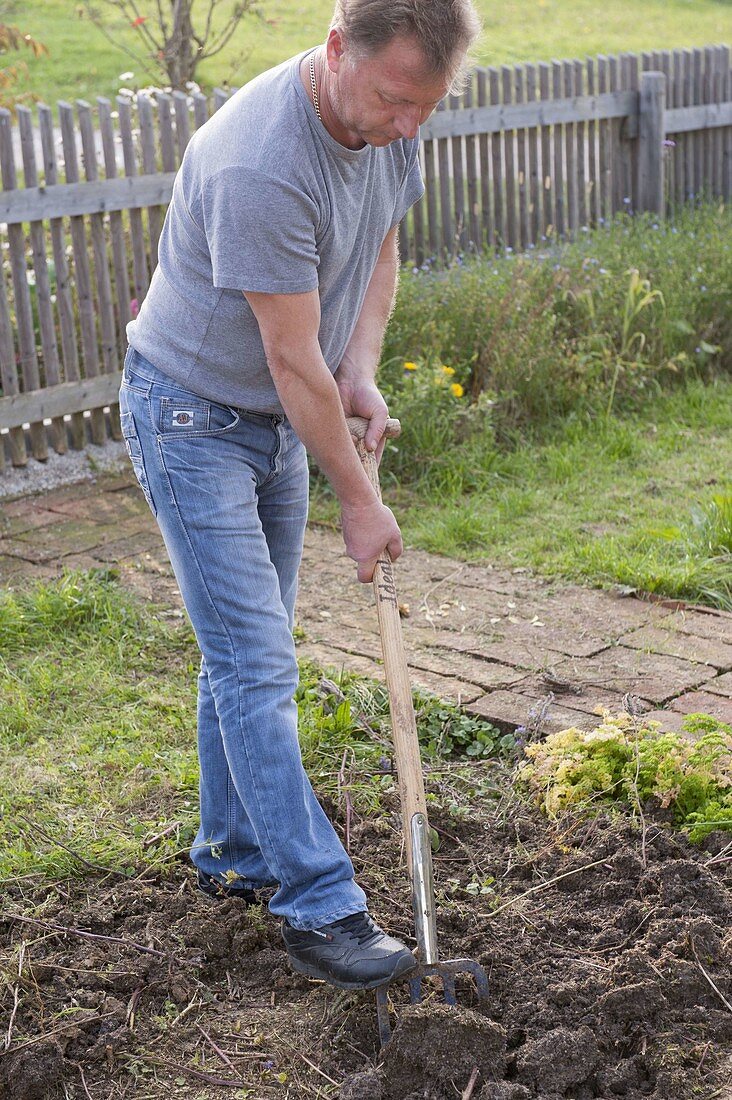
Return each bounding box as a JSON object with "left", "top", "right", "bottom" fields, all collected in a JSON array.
[
  {"left": 7, "top": 0, "right": 732, "bottom": 109},
  {"left": 0, "top": 570, "right": 506, "bottom": 879},
  {"left": 311, "top": 376, "right": 732, "bottom": 609}
]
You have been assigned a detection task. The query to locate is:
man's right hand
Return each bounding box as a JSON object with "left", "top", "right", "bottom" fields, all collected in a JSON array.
[{"left": 341, "top": 496, "right": 403, "bottom": 583}]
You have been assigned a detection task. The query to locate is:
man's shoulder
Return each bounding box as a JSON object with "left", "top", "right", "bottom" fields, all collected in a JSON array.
[{"left": 186, "top": 52, "right": 310, "bottom": 176}]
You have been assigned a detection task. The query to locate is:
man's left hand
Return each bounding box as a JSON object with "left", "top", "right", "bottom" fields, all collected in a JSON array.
[{"left": 336, "top": 377, "right": 389, "bottom": 463}]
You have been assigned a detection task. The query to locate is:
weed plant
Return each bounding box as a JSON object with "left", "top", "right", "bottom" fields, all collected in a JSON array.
[
  {"left": 518, "top": 710, "right": 732, "bottom": 842},
  {"left": 383, "top": 204, "right": 731, "bottom": 442}
]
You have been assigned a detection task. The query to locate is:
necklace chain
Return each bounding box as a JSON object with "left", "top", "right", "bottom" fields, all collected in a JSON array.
[{"left": 309, "top": 52, "right": 322, "bottom": 122}]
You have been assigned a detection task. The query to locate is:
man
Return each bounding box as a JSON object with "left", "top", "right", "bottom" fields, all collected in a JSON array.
[{"left": 120, "top": 0, "right": 480, "bottom": 990}]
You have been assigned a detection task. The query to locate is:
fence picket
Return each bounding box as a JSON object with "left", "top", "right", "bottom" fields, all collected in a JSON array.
[
  {"left": 574, "top": 59, "right": 588, "bottom": 227},
  {"left": 117, "top": 96, "right": 150, "bottom": 307},
  {"left": 158, "top": 93, "right": 177, "bottom": 173},
  {"left": 0, "top": 273, "right": 15, "bottom": 466},
  {"left": 0, "top": 214, "right": 23, "bottom": 466},
  {"left": 97, "top": 97, "right": 132, "bottom": 353},
  {"left": 671, "top": 51, "right": 683, "bottom": 207},
  {"left": 193, "top": 92, "right": 209, "bottom": 131},
  {"left": 213, "top": 88, "right": 229, "bottom": 112},
  {"left": 38, "top": 104, "right": 84, "bottom": 450},
  {"left": 692, "top": 48, "right": 704, "bottom": 200},
  {"left": 59, "top": 101, "right": 106, "bottom": 447},
  {"left": 0, "top": 109, "right": 47, "bottom": 460},
  {"left": 563, "top": 61, "right": 579, "bottom": 234},
  {"left": 585, "top": 57, "right": 598, "bottom": 227},
  {"left": 78, "top": 102, "right": 117, "bottom": 375},
  {"left": 464, "top": 76, "right": 480, "bottom": 252},
  {"left": 476, "top": 70, "right": 494, "bottom": 251},
  {"left": 538, "top": 63, "right": 552, "bottom": 240},
  {"left": 658, "top": 52, "right": 674, "bottom": 212},
  {"left": 551, "top": 62, "right": 566, "bottom": 238},
  {"left": 501, "top": 66, "right": 518, "bottom": 250},
  {"left": 423, "top": 130, "right": 438, "bottom": 259},
  {"left": 489, "top": 68, "right": 504, "bottom": 248},
  {"left": 711, "top": 47, "right": 722, "bottom": 197},
  {"left": 449, "top": 92, "right": 467, "bottom": 251},
  {"left": 596, "top": 57, "right": 610, "bottom": 222},
  {"left": 514, "top": 65, "right": 530, "bottom": 250},
  {"left": 173, "top": 90, "right": 192, "bottom": 161},
  {"left": 723, "top": 46, "right": 732, "bottom": 199},
  {"left": 525, "top": 63, "right": 541, "bottom": 245},
  {"left": 138, "top": 94, "right": 162, "bottom": 269},
  {"left": 620, "top": 54, "right": 637, "bottom": 211},
  {"left": 17, "top": 105, "right": 66, "bottom": 454},
  {"left": 437, "top": 99, "right": 452, "bottom": 256}
]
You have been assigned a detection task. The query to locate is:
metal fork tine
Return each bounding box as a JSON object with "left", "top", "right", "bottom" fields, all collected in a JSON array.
[
  {"left": 441, "top": 972, "right": 457, "bottom": 1006},
  {"left": 375, "top": 984, "right": 392, "bottom": 1047},
  {"left": 376, "top": 958, "right": 490, "bottom": 1046}
]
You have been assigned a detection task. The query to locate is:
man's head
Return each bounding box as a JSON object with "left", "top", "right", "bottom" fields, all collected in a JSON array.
[{"left": 322, "top": 0, "right": 482, "bottom": 147}]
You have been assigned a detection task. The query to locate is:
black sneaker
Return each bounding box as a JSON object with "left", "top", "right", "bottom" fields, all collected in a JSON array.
[
  {"left": 282, "top": 911, "right": 416, "bottom": 990},
  {"left": 196, "top": 868, "right": 258, "bottom": 905}
]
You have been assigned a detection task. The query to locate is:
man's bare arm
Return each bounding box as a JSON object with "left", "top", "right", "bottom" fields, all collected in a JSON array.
[
  {"left": 335, "top": 226, "right": 400, "bottom": 456},
  {"left": 242, "top": 286, "right": 402, "bottom": 581}
]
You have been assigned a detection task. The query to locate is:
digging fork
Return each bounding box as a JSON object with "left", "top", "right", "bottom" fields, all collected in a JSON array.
[{"left": 347, "top": 416, "right": 490, "bottom": 1047}]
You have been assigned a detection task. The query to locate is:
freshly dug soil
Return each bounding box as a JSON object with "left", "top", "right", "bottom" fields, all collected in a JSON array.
[{"left": 1, "top": 787, "right": 731, "bottom": 1100}]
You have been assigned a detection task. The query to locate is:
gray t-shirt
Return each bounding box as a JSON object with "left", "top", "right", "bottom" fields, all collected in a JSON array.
[{"left": 127, "top": 47, "right": 424, "bottom": 412}]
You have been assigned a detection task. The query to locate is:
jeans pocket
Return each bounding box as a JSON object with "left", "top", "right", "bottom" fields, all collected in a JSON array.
[
  {"left": 120, "top": 409, "right": 158, "bottom": 516},
  {"left": 156, "top": 395, "right": 241, "bottom": 438}
]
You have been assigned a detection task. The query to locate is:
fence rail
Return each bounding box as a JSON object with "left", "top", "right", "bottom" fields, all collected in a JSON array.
[{"left": 0, "top": 43, "right": 730, "bottom": 473}]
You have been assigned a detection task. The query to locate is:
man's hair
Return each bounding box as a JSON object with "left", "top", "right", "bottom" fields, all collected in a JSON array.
[{"left": 331, "top": 0, "right": 482, "bottom": 90}]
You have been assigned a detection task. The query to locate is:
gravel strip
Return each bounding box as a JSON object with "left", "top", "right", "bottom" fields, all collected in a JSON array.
[{"left": 0, "top": 439, "right": 129, "bottom": 502}]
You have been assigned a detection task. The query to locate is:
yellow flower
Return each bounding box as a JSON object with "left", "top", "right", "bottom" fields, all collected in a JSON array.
[
  {"left": 404, "top": 361, "right": 418, "bottom": 371},
  {"left": 441, "top": 364, "right": 455, "bottom": 376},
  {"left": 450, "top": 382, "right": 464, "bottom": 398}
]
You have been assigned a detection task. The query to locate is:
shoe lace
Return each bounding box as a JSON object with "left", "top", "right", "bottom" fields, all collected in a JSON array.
[{"left": 332, "top": 912, "right": 382, "bottom": 947}]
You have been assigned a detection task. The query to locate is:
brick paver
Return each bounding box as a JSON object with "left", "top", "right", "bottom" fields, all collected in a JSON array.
[{"left": 2, "top": 470, "right": 731, "bottom": 734}]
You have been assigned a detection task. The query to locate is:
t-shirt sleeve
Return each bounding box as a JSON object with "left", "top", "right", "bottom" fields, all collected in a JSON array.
[
  {"left": 390, "top": 137, "right": 425, "bottom": 230},
  {"left": 200, "top": 166, "right": 320, "bottom": 293}
]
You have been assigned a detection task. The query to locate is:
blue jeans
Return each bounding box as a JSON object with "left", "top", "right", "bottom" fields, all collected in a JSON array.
[{"left": 118, "top": 346, "right": 367, "bottom": 929}]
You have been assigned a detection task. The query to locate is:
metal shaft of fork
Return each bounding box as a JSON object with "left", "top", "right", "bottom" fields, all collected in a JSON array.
[{"left": 411, "top": 812, "right": 439, "bottom": 964}]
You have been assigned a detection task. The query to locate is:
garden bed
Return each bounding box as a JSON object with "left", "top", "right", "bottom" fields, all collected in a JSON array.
[{"left": 2, "top": 789, "right": 730, "bottom": 1100}]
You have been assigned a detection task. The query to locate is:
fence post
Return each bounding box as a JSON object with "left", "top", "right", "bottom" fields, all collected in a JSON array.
[{"left": 638, "top": 71, "right": 666, "bottom": 215}]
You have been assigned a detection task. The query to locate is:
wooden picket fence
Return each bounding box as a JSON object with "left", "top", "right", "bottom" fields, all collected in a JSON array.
[{"left": 0, "top": 44, "right": 730, "bottom": 472}]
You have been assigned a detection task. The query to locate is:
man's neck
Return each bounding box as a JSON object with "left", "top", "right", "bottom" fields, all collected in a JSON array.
[{"left": 300, "top": 48, "right": 366, "bottom": 151}]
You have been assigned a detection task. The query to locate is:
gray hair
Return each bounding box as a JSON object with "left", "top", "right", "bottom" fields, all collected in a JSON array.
[{"left": 331, "top": 0, "right": 482, "bottom": 91}]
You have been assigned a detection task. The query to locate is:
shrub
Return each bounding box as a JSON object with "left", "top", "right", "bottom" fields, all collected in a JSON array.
[{"left": 385, "top": 204, "right": 732, "bottom": 439}]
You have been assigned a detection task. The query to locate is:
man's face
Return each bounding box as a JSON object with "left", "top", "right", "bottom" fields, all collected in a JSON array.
[{"left": 328, "top": 32, "right": 452, "bottom": 147}]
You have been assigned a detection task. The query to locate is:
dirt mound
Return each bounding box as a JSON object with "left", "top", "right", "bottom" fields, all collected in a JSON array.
[{"left": 1, "top": 806, "right": 730, "bottom": 1099}]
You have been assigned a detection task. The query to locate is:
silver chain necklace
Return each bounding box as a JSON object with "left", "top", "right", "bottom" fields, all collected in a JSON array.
[{"left": 309, "top": 51, "right": 322, "bottom": 122}]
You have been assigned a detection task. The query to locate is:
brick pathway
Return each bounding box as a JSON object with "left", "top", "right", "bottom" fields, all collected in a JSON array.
[{"left": 2, "top": 470, "right": 731, "bottom": 734}]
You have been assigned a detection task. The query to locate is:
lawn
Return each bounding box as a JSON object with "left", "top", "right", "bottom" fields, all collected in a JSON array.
[{"left": 7, "top": 0, "right": 731, "bottom": 108}]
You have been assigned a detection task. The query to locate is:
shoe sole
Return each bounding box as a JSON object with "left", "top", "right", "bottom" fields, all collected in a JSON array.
[{"left": 287, "top": 952, "right": 417, "bottom": 990}]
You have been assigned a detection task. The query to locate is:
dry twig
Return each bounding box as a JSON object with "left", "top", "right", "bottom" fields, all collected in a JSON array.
[
  {"left": 7, "top": 913, "right": 173, "bottom": 960},
  {"left": 195, "top": 1023, "right": 243, "bottom": 1078},
  {"left": 3, "top": 941, "right": 25, "bottom": 1051},
  {"left": 140, "top": 1056, "right": 245, "bottom": 1087},
  {"left": 691, "top": 939, "right": 732, "bottom": 1016},
  {"left": 482, "top": 857, "right": 611, "bottom": 920},
  {"left": 462, "top": 1066, "right": 480, "bottom": 1100}
]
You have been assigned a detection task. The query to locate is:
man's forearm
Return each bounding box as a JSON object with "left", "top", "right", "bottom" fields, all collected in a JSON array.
[
  {"left": 338, "top": 229, "right": 399, "bottom": 383},
  {"left": 269, "top": 346, "right": 377, "bottom": 507}
]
